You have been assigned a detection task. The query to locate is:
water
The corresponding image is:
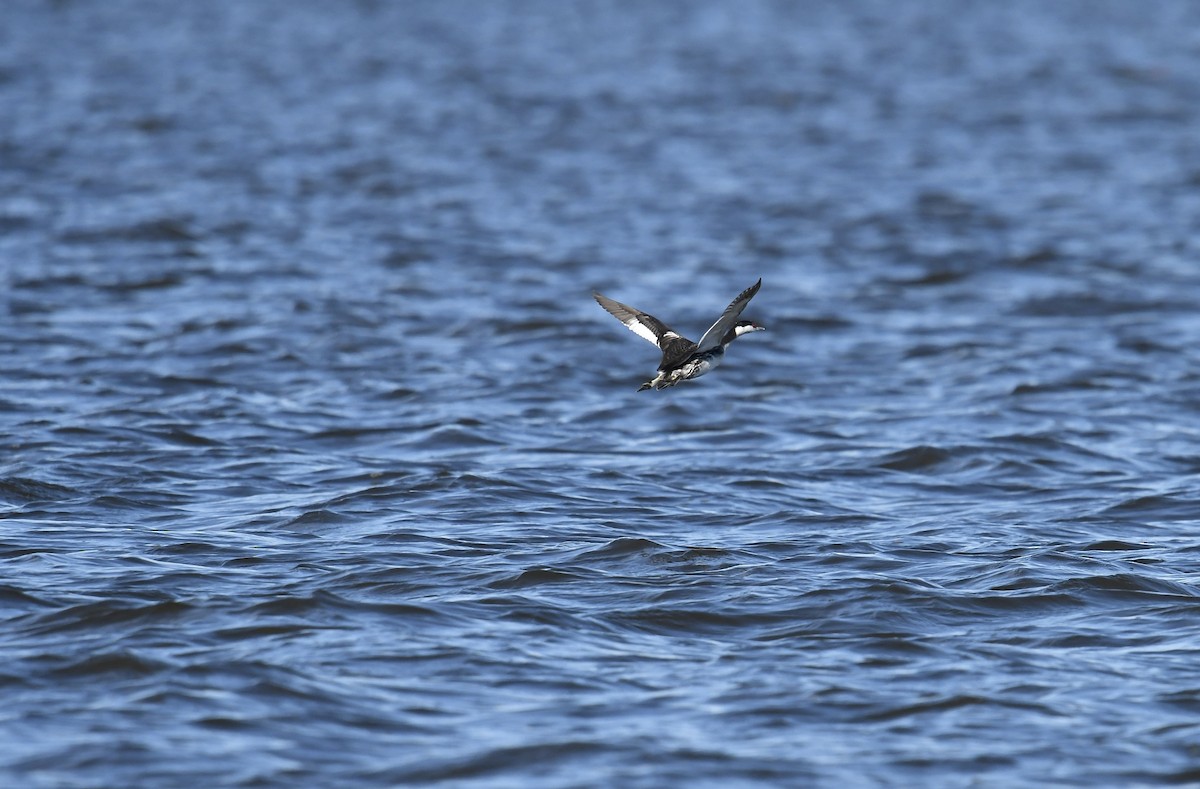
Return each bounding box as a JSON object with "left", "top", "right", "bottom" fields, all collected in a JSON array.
[{"left": 4, "top": 1, "right": 1200, "bottom": 785}]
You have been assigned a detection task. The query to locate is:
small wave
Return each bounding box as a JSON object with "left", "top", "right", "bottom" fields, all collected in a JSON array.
[
  {"left": 573, "top": 537, "right": 665, "bottom": 560},
  {"left": 149, "top": 427, "right": 221, "bottom": 447},
  {"left": 382, "top": 741, "right": 612, "bottom": 784},
  {"left": 1098, "top": 494, "right": 1200, "bottom": 521},
  {"left": 876, "top": 445, "right": 954, "bottom": 472},
  {"left": 281, "top": 508, "right": 352, "bottom": 528},
  {"left": 860, "top": 693, "right": 986, "bottom": 723},
  {"left": 57, "top": 217, "right": 198, "bottom": 245},
  {"left": 488, "top": 567, "right": 581, "bottom": 589},
  {"left": 1051, "top": 573, "right": 1200, "bottom": 600},
  {"left": 22, "top": 599, "right": 192, "bottom": 636},
  {"left": 860, "top": 692, "right": 1061, "bottom": 724},
  {"left": 0, "top": 477, "right": 78, "bottom": 505},
  {"left": 47, "top": 650, "right": 170, "bottom": 679},
  {"left": 1077, "top": 540, "right": 1153, "bottom": 552},
  {"left": 0, "top": 584, "right": 53, "bottom": 608},
  {"left": 241, "top": 590, "right": 442, "bottom": 619},
  {"left": 607, "top": 606, "right": 781, "bottom": 636},
  {"left": 404, "top": 425, "right": 503, "bottom": 450}
]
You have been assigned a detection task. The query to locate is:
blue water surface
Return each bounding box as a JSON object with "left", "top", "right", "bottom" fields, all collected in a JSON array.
[{"left": 3, "top": 1, "right": 1200, "bottom": 786}]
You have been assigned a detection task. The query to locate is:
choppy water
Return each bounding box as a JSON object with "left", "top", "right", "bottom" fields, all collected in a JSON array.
[{"left": 4, "top": 1, "right": 1200, "bottom": 786}]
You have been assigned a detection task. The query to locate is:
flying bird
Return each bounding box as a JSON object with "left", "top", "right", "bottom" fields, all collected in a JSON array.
[{"left": 593, "top": 278, "right": 764, "bottom": 391}]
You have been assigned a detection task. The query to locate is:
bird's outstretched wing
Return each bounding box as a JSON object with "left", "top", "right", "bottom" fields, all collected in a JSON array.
[
  {"left": 593, "top": 291, "right": 696, "bottom": 369},
  {"left": 695, "top": 278, "right": 762, "bottom": 352}
]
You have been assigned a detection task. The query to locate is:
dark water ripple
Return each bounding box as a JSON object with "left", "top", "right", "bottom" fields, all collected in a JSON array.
[{"left": 5, "top": 0, "right": 1200, "bottom": 786}]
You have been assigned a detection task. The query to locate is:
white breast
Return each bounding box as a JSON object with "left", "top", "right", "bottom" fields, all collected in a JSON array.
[{"left": 684, "top": 354, "right": 721, "bottom": 380}]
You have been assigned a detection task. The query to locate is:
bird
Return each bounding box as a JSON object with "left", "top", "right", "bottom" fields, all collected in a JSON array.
[{"left": 593, "top": 278, "right": 764, "bottom": 391}]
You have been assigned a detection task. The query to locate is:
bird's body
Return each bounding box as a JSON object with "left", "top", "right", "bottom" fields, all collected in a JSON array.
[{"left": 593, "top": 278, "right": 764, "bottom": 391}]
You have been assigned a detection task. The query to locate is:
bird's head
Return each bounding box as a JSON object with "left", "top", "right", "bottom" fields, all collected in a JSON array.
[{"left": 722, "top": 320, "right": 765, "bottom": 344}]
